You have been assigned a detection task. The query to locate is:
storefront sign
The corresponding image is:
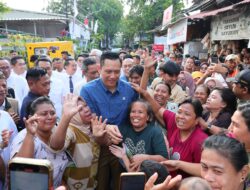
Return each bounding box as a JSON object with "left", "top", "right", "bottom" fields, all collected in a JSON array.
[
  {"left": 211, "top": 8, "right": 250, "bottom": 40},
  {"left": 162, "top": 5, "right": 173, "bottom": 26},
  {"left": 152, "top": 44, "right": 164, "bottom": 52},
  {"left": 167, "top": 19, "right": 187, "bottom": 45}
]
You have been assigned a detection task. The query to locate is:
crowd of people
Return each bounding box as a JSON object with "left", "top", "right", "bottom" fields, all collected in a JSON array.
[{"left": 0, "top": 46, "right": 250, "bottom": 190}]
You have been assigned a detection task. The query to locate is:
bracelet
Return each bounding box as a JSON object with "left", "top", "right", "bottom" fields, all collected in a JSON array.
[{"left": 207, "top": 123, "right": 212, "bottom": 130}]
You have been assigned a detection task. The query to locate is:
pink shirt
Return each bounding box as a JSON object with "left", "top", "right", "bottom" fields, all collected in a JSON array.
[{"left": 163, "top": 110, "right": 208, "bottom": 177}]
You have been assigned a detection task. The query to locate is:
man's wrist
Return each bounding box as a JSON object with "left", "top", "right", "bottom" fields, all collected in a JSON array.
[{"left": 207, "top": 123, "right": 213, "bottom": 130}]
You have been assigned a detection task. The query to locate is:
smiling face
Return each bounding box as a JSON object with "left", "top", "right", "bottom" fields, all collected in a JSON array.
[
  {"left": 78, "top": 100, "right": 93, "bottom": 124},
  {"left": 184, "top": 58, "right": 194, "bottom": 73},
  {"left": 226, "top": 60, "right": 237, "bottom": 73},
  {"left": 122, "top": 59, "right": 134, "bottom": 77},
  {"left": 153, "top": 83, "right": 170, "bottom": 107},
  {"left": 175, "top": 103, "right": 197, "bottom": 131},
  {"left": 35, "top": 103, "right": 57, "bottom": 132},
  {"left": 162, "top": 73, "right": 177, "bottom": 86},
  {"left": 206, "top": 80, "right": 216, "bottom": 90},
  {"left": 201, "top": 149, "right": 244, "bottom": 190},
  {"left": 200, "top": 64, "right": 208, "bottom": 74},
  {"left": 13, "top": 58, "right": 26, "bottom": 75},
  {"left": 30, "top": 75, "right": 51, "bottom": 96},
  {"left": 194, "top": 86, "right": 209, "bottom": 105},
  {"left": 0, "top": 60, "right": 11, "bottom": 79},
  {"left": 129, "top": 72, "right": 142, "bottom": 85},
  {"left": 100, "top": 59, "right": 121, "bottom": 91},
  {"left": 130, "top": 102, "right": 149, "bottom": 132}
]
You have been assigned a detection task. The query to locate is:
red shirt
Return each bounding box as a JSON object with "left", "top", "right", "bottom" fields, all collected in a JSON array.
[{"left": 163, "top": 110, "right": 208, "bottom": 177}]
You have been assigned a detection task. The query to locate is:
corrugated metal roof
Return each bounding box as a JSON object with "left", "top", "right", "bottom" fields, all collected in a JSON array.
[
  {"left": 188, "top": 0, "right": 250, "bottom": 19},
  {"left": 0, "top": 9, "right": 69, "bottom": 21}
]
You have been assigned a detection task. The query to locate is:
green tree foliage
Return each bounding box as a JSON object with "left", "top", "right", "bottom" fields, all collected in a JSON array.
[
  {"left": 0, "top": 2, "right": 10, "bottom": 14},
  {"left": 121, "top": 0, "right": 183, "bottom": 44},
  {"left": 47, "top": 0, "right": 123, "bottom": 48}
]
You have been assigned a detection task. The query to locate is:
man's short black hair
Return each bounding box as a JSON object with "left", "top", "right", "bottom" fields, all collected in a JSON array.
[
  {"left": 30, "top": 55, "right": 39, "bottom": 63},
  {"left": 133, "top": 55, "right": 140, "bottom": 60},
  {"left": 35, "top": 57, "right": 52, "bottom": 66},
  {"left": 10, "top": 50, "right": 17, "bottom": 54},
  {"left": 129, "top": 65, "right": 144, "bottom": 77},
  {"left": 82, "top": 58, "right": 96, "bottom": 72},
  {"left": 77, "top": 53, "right": 89, "bottom": 59},
  {"left": 159, "top": 61, "right": 181, "bottom": 76},
  {"left": 140, "top": 160, "right": 169, "bottom": 185},
  {"left": 52, "top": 57, "right": 61, "bottom": 62},
  {"left": 61, "top": 51, "right": 69, "bottom": 55},
  {"left": 123, "top": 54, "right": 133, "bottom": 60},
  {"left": 26, "top": 67, "right": 47, "bottom": 81},
  {"left": 10, "top": 56, "right": 24, "bottom": 65},
  {"left": 100, "top": 52, "right": 121, "bottom": 67},
  {"left": 64, "top": 58, "right": 75, "bottom": 67}
]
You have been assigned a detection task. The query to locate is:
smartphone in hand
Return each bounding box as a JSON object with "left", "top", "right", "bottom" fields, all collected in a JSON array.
[
  {"left": 8, "top": 157, "right": 53, "bottom": 190},
  {"left": 211, "top": 56, "right": 219, "bottom": 64},
  {"left": 119, "top": 172, "right": 146, "bottom": 190}
]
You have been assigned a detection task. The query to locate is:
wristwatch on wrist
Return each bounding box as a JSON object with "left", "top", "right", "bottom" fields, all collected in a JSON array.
[{"left": 207, "top": 123, "right": 212, "bottom": 130}]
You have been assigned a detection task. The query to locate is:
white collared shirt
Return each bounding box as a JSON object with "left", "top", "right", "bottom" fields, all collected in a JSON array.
[
  {"left": 61, "top": 72, "right": 82, "bottom": 94},
  {"left": 73, "top": 77, "right": 87, "bottom": 95},
  {"left": 49, "top": 73, "right": 67, "bottom": 119},
  {"left": 7, "top": 72, "right": 29, "bottom": 109},
  {"left": 1, "top": 110, "right": 18, "bottom": 165},
  {"left": 11, "top": 70, "right": 27, "bottom": 79},
  {"left": 0, "top": 100, "right": 5, "bottom": 110}
]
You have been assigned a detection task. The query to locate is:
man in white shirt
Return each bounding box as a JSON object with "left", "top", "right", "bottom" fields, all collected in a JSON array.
[
  {"left": 36, "top": 57, "right": 66, "bottom": 118},
  {"left": 52, "top": 58, "right": 65, "bottom": 73},
  {"left": 0, "top": 58, "right": 29, "bottom": 108},
  {"left": 10, "top": 56, "right": 27, "bottom": 78},
  {"left": 62, "top": 58, "right": 82, "bottom": 94},
  {"left": 74, "top": 58, "right": 100, "bottom": 95},
  {"left": 75, "top": 54, "right": 89, "bottom": 78},
  {"left": 0, "top": 110, "right": 18, "bottom": 165}
]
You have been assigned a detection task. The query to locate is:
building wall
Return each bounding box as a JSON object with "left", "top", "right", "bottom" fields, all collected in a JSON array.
[{"left": 0, "top": 20, "right": 66, "bottom": 38}]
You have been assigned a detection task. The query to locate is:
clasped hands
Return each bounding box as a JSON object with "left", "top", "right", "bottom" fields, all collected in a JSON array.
[{"left": 91, "top": 116, "right": 123, "bottom": 145}]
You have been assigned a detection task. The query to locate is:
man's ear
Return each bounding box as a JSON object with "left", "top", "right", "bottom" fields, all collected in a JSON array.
[
  {"left": 27, "top": 79, "right": 34, "bottom": 88},
  {"left": 242, "top": 86, "right": 249, "bottom": 95}
]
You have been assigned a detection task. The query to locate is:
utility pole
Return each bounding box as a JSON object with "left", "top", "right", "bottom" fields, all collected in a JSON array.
[{"left": 65, "top": 0, "right": 69, "bottom": 30}]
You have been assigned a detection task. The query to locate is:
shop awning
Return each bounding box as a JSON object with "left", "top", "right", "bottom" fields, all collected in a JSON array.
[{"left": 188, "top": 0, "right": 250, "bottom": 19}]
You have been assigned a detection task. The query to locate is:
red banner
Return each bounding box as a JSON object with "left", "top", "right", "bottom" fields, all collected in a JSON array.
[{"left": 152, "top": 44, "right": 164, "bottom": 52}]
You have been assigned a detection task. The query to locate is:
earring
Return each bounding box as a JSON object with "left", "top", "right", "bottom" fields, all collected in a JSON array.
[{"left": 241, "top": 177, "right": 245, "bottom": 181}]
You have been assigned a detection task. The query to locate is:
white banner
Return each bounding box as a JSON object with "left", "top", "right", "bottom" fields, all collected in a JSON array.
[
  {"left": 211, "top": 8, "right": 250, "bottom": 41},
  {"left": 162, "top": 5, "right": 173, "bottom": 26},
  {"left": 167, "top": 19, "right": 187, "bottom": 45}
]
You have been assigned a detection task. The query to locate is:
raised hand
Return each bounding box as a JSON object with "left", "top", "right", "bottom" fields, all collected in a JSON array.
[
  {"left": 24, "top": 114, "right": 40, "bottom": 136},
  {"left": 130, "top": 154, "right": 146, "bottom": 169},
  {"left": 198, "top": 117, "right": 208, "bottom": 130},
  {"left": 144, "top": 55, "right": 157, "bottom": 69},
  {"left": 62, "top": 94, "right": 83, "bottom": 119},
  {"left": 161, "top": 160, "right": 180, "bottom": 172},
  {"left": 1, "top": 129, "right": 13, "bottom": 148},
  {"left": 106, "top": 124, "right": 123, "bottom": 145},
  {"left": 144, "top": 173, "right": 182, "bottom": 190},
  {"left": 9, "top": 112, "right": 20, "bottom": 124},
  {"left": 91, "top": 116, "right": 107, "bottom": 138},
  {"left": 130, "top": 82, "right": 145, "bottom": 94},
  {"left": 109, "top": 144, "right": 126, "bottom": 159}
]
